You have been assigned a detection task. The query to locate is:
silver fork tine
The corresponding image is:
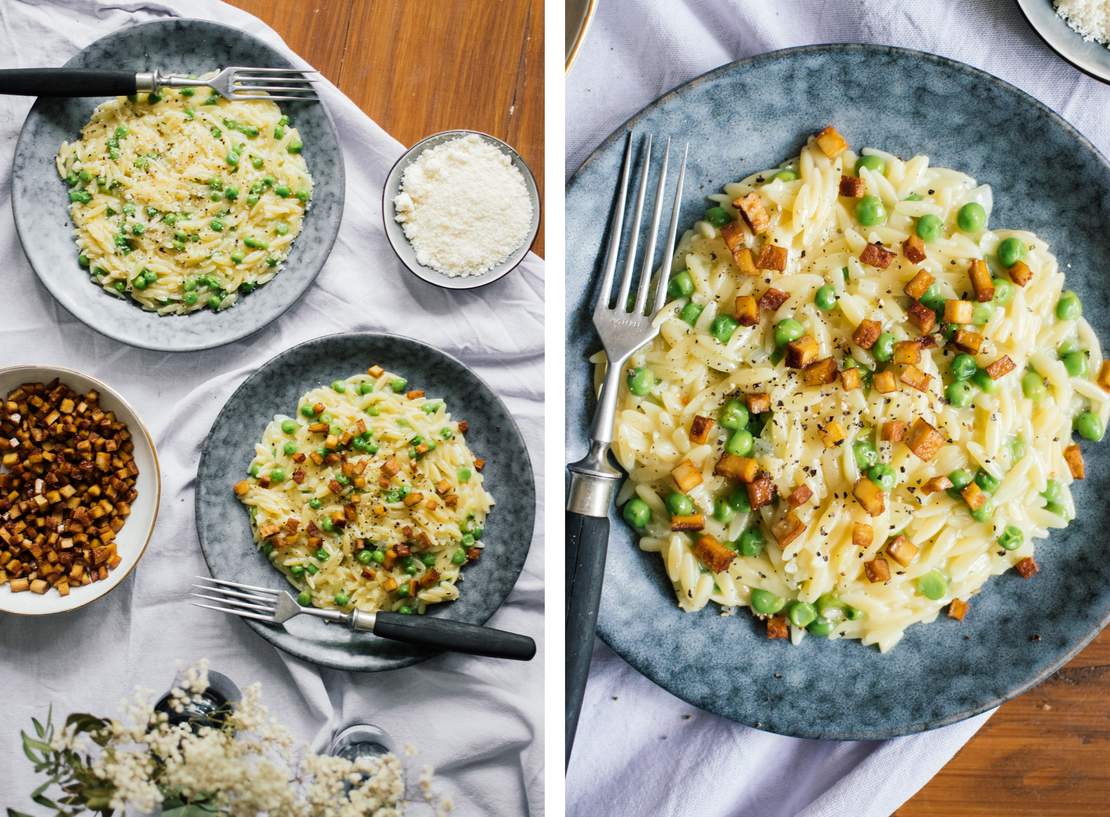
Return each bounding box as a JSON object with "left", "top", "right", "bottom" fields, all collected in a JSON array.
[
  {"left": 230, "top": 67, "right": 320, "bottom": 74},
  {"left": 615, "top": 134, "right": 653, "bottom": 313},
  {"left": 191, "top": 601, "right": 274, "bottom": 623},
  {"left": 633, "top": 137, "right": 671, "bottom": 316},
  {"left": 233, "top": 85, "right": 317, "bottom": 93},
  {"left": 594, "top": 133, "right": 634, "bottom": 315},
  {"left": 190, "top": 592, "right": 276, "bottom": 614},
  {"left": 235, "top": 95, "right": 319, "bottom": 102},
  {"left": 195, "top": 575, "right": 279, "bottom": 596},
  {"left": 652, "top": 143, "right": 689, "bottom": 314},
  {"left": 191, "top": 582, "right": 275, "bottom": 604}
]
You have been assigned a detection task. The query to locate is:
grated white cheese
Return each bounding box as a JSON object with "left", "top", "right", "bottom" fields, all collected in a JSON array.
[
  {"left": 394, "top": 134, "right": 533, "bottom": 277},
  {"left": 1055, "top": 0, "right": 1110, "bottom": 45}
]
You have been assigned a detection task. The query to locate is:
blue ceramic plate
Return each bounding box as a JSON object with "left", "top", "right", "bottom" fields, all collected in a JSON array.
[
  {"left": 12, "top": 18, "right": 345, "bottom": 352},
  {"left": 196, "top": 333, "right": 536, "bottom": 671},
  {"left": 565, "top": 45, "right": 1110, "bottom": 739},
  {"left": 1016, "top": 0, "right": 1110, "bottom": 84}
]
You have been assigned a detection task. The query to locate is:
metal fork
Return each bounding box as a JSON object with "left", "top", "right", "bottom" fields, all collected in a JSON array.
[
  {"left": 155, "top": 67, "right": 319, "bottom": 102},
  {"left": 565, "top": 132, "right": 687, "bottom": 763},
  {"left": 191, "top": 576, "right": 536, "bottom": 661}
]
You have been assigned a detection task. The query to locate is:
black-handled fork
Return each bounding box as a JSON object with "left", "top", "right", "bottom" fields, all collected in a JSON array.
[
  {"left": 0, "top": 67, "right": 319, "bottom": 101},
  {"left": 565, "top": 132, "right": 686, "bottom": 765},
  {"left": 191, "top": 576, "right": 535, "bottom": 661}
]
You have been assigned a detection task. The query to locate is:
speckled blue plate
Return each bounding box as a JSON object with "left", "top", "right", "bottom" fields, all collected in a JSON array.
[
  {"left": 566, "top": 45, "right": 1110, "bottom": 739},
  {"left": 196, "top": 332, "right": 535, "bottom": 671},
  {"left": 1016, "top": 0, "right": 1110, "bottom": 85},
  {"left": 12, "top": 18, "right": 344, "bottom": 352}
]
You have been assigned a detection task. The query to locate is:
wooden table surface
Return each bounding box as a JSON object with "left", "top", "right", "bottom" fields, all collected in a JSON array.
[{"left": 226, "top": 0, "right": 544, "bottom": 256}]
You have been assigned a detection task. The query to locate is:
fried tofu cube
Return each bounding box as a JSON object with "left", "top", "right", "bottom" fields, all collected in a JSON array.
[
  {"left": 714, "top": 454, "right": 759, "bottom": 483},
  {"left": 720, "top": 220, "right": 746, "bottom": 255},
  {"left": 961, "top": 481, "right": 987, "bottom": 511},
  {"left": 907, "top": 300, "right": 937, "bottom": 333},
  {"left": 786, "top": 484, "right": 813, "bottom": 508},
  {"left": 670, "top": 514, "right": 705, "bottom": 532},
  {"left": 902, "top": 235, "right": 927, "bottom": 264},
  {"left": 903, "top": 269, "right": 934, "bottom": 299},
  {"left": 968, "top": 259, "right": 994, "bottom": 302},
  {"left": 734, "top": 192, "right": 771, "bottom": 233},
  {"left": 948, "top": 599, "right": 969, "bottom": 621},
  {"left": 815, "top": 126, "right": 848, "bottom": 158},
  {"left": 852, "top": 319, "right": 882, "bottom": 349},
  {"left": 881, "top": 421, "right": 907, "bottom": 443},
  {"left": 767, "top": 615, "right": 790, "bottom": 639},
  {"left": 772, "top": 511, "right": 807, "bottom": 546},
  {"left": 672, "top": 459, "right": 704, "bottom": 492},
  {"left": 1099, "top": 360, "right": 1110, "bottom": 392},
  {"left": 985, "top": 355, "right": 1015, "bottom": 380},
  {"left": 898, "top": 364, "right": 932, "bottom": 393},
  {"left": 864, "top": 556, "right": 891, "bottom": 583},
  {"left": 689, "top": 416, "right": 715, "bottom": 445},
  {"left": 886, "top": 535, "right": 918, "bottom": 568},
  {"left": 746, "top": 472, "right": 777, "bottom": 509},
  {"left": 873, "top": 370, "right": 898, "bottom": 394},
  {"left": 756, "top": 243, "right": 788, "bottom": 271},
  {"left": 839, "top": 175, "right": 866, "bottom": 198},
  {"left": 735, "top": 246, "right": 758, "bottom": 275},
  {"left": 854, "top": 477, "right": 885, "bottom": 516},
  {"left": 952, "top": 330, "right": 983, "bottom": 354},
  {"left": 823, "top": 420, "right": 847, "bottom": 447},
  {"left": 859, "top": 242, "right": 895, "bottom": 269},
  {"left": 893, "top": 340, "right": 921, "bottom": 365},
  {"left": 1009, "top": 259, "right": 1033, "bottom": 286},
  {"left": 735, "top": 295, "right": 759, "bottom": 326},
  {"left": 840, "top": 367, "right": 862, "bottom": 391},
  {"left": 905, "top": 418, "right": 944, "bottom": 461},
  {"left": 1015, "top": 556, "right": 1038, "bottom": 578},
  {"left": 944, "top": 300, "right": 974, "bottom": 324},
  {"left": 852, "top": 522, "right": 873, "bottom": 547},
  {"left": 746, "top": 392, "right": 771, "bottom": 414},
  {"left": 1064, "top": 443, "right": 1085, "bottom": 480},
  {"left": 786, "top": 335, "right": 820, "bottom": 369},
  {"left": 802, "top": 357, "right": 838, "bottom": 387},
  {"left": 922, "top": 475, "right": 953, "bottom": 495},
  {"left": 758, "top": 287, "right": 790, "bottom": 312},
  {"left": 693, "top": 534, "right": 735, "bottom": 573}
]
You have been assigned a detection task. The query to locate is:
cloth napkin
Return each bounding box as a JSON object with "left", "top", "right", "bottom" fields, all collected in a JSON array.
[
  {"left": 567, "top": 0, "right": 1110, "bottom": 814},
  {"left": 0, "top": 2, "right": 544, "bottom": 815}
]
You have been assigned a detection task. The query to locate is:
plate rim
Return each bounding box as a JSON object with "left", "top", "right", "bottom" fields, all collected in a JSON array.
[
  {"left": 10, "top": 16, "right": 347, "bottom": 353},
  {"left": 567, "top": 42, "right": 1110, "bottom": 739},
  {"left": 194, "top": 330, "right": 537, "bottom": 671}
]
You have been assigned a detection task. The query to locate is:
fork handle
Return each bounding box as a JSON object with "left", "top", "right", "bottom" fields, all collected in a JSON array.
[
  {"left": 0, "top": 69, "right": 139, "bottom": 97},
  {"left": 359, "top": 611, "right": 536, "bottom": 661}
]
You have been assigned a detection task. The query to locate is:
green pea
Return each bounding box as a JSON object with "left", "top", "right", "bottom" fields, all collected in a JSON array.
[
  {"left": 289, "top": 564, "right": 305, "bottom": 577},
  {"left": 950, "top": 354, "right": 977, "bottom": 381},
  {"left": 269, "top": 468, "right": 285, "bottom": 483},
  {"left": 998, "top": 525, "right": 1023, "bottom": 551},
  {"left": 622, "top": 497, "right": 651, "bottom": 530},
  {"left": 315, "top": 547, "right": 329, "bottom": 562},
  {"left": 720, "top": 399, "right": 749, "bottom": 431},
  {"left": 946, "top": 380, "right": 973, "bottom": 408},
  {"left": 404, "top": 560, "right": 419, "bottom": 575},
  {"left": 971, "top": 303, "right": 993, "bottom": 325},
  {"left": 627, "top": 366, "right": 655, "bottom": 396},
  {"left": 331, "top": 380, "right": 346, "bottom": 393},
  {"left": 872, "top": 332, "right": 895, "bottom": 362},
  {"left": 726, "top": 488, "right": 750, "bottom": 513},
  {"left": 916, "top": 214, "right": 943, "bottom": 243},
  {"left": 844, "top": 606, "right": 863, "bottom": 621},
  {"left": 680, "top": 302, "right": 704, "bottom": 326},
  {"left": 1057, "top": 339, "right": 1080, "bottom": 357},
  {"left": 207, "top": 295, "right": 222, "bottom": 310},
  {"left": 856, "top": 195, "right": 886, "bottom": 226},
  {"left": 274, "top": 125, "right": 286, "bottom": 140},
  {"left": 919, "top": 283, "right": 945, "bottom": 312},
  {"left": 69, "top": 190, "right": 92, "bottom": 204},
  {"left": 725, "top": 429, "right": 754, "bottom": 456},
  {"left": 1045, "top": 500, "right": 1068, "bottom": 518},
  {"left": 815, "top": 285, "right": 837, "bottom": 311},
  {"left": 992, "top": 278, "right": 1014, "bottom": 306},
  {"left": 867, "top": 463, "right": 896, "bottom": 491},
  {"left": 398, "top": 605, "right": 414, "bottom": 615},
  {"left": 773, "top": 169, "right": 798, "bottom": 182},
  {"left": 1075, "top": 411, "right": 1104, "bottom": 441},
  {"left": 807, "top": 617, "right": 835, "bottom": 637},
  {"left": 956, "top": 202, "right": 987, "bottom": 232},
  {"left": 712, "top": 498, "right": 735, "bottom": 524},
  {"left": 451, "top": 549, "right": 466, "bottom": 565},
  {"left": 334, "top": 592, "right": 349, "bottom": 606},
  {"left": 916, "top": 570, "right": 948, "bottom": 600},
  {"left": 1042, "top": 478, "right": 1063, "bottom": 505},
  {"left": 667, "top": 270, "right": 694, "bottom": 299},
  {"left": 948, "top": 468, "right": 974, "bottom": 491},
  {"left": 737, "top": 528, "right": 765, "bottom": 557},
  {"left": 226, "top": 151, "right": 239, "bottom": 167},
  {"left": 231, "top": 253, "right": 244, "bottom": 265},
  {"left": 816, "top": 594, "right": 845, "bottom": 619},
  {"left": 750, "top": 587, "right": 784, "bottom": 614},
  {"left": 970, "top": 500, "right": 993, "bottom": 523},
  {"left": 666, "top": 492, "right": 695, "bottom": 517},
  {"left": 710, "top": 315, "right": 739, "bottom": 344},
  {"left": 77, "top": 253, "right": 90, "bottom": 269},
  {"left": 1056, "top": 291, "right": 1082, "bottom": 321},
  {"left": 1010, "top": 435, "right": 1027, "bottom": 463},
  {"left": 282, "top": 442, "right": 297, "bottom": 456},
  {"left": 243, "top": 236, "right": 268, "bottom": 250},
  {"left": 774, "top": 318, "right": 805, "bottom": 347},
  {"left": 287, "top": 140, "right": 304, "bottom": 154},
  {"left": 1062, "top": 351, "right": 1088, "bottom": 378},
  {"left": 296, "top": 591, "right": 312, "bottom": 606},
  {"left": 210, "top": 218, "right": 225, "bottom": 232},
  {"left": 972, "top": 368, "right": 997, "bottom": 393},
  {"left": 704, "top": 206, "right": 731, "bottom": 227},
  {"left": 853, "top": 440, "right": 878, "bottom": 469},
  {"left": 997, "top": 237, "right": 1026, "bottom": 267},
  {"left": 974, "top": 469, "right": 999, "bottom": 493},
  {"left": 787, "top": 600, "right": 817, "bottom": 628},
  {"left": 251, "top": 155, "right": 264, "bottom": 169},
  {"left": 1021, "top": 370, "right": 1047, "bottom": 402},
  {"left": 300, "top": 403, "right": 318, "bottom": 418},
  {"left": 390, "top": 378, "right": 407, "bottom": 393},
  {"left": 457, "top": 467, "right": 472, "bottom": 483},
  {"left": 275, "top": 184, "right": 292, "bottom": 198},
  {"left": 855, "top": 154, "right": 885, "bottom": 175},
  {"left": 307, "top": 498, "right": 322, "bottom": 510}
]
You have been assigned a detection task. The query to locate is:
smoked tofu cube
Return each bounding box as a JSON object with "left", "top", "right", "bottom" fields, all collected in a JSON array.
[
  {"left": 853, "top": 319, "right": 882, "bottom": 349},
  {"left": 670, "top": 514, "right": 705, "bottom": 532},
  {"left": 720, "top": 220, "right": 746, "bottom": 255},
  {"left": 785, "top": 336, "right": 819, "bottom": 369},
  {"left": 715, "top": 454, "right": 759, "bottom": 483},
  {"left": 735, "top": 295, "right": 759, "bottom": 326},
  {"left": 758, "top": 287, "right": 790, "bottom": 312},
  {"left": 786, "top": 484, "right": 813, "bottom": 508},
  {"left": 864, "top": 556, "right": 891, "bottom": 583},
  {"left": 746, "top": 392, "right": 771, "bottom": 414},
  {"left": 859, "top": 242, "right": 895, "bottom": 269},
  {"left": 1015, "top": 556, "right": 1038, "bottom": 578},
  {"left": 898, "top": 364, "right": 932, "bottom": 393},
  {"left": 903, "top": 269, "right": 934, "bottom": 299},
  {"left": 985, "top": 355, "right": 1015, "bottom": 380},
  {"left": 772, "top": 511, "right": 807, "bottom": 546},
  {"left": 735, "top": 247, "right": 758, "bottom": 275},
  {"left": 893, "top": 340, "right": 921, "bottom": 365},
  {"left": 746, "top": 472, "right": 777, "bottom": 509},
  {"left": 902, "top": 235, "right": 927, "bottom": 264},
  {"left": 873, "top": 370, "right": 898, "bottom": 394},
  {"left": 952, "top": 330, "right": 983, "bottom": 354},
  {"left": 907, "top": 300, "right": 937, "bottom": 334},
  {"left": 905, "top": 418, "right": 944, "bottom": 461},
  {"left": 944, "top": 300, "right": 974, "bottom": 324},
  {"left": 672, "top": 459, "right": 703, "bottom": 492},
  {"left": 1099, "top": 360, "right": 1110, "bottom": 392},
  {"left": 968, "top": 259, "right": 994, "bottom": 302},
  {"left": 823, "top": 420, "right": 847, "bottom": 447},
  {"left": 1064, "top": 443, "right": 1086, "bottom": 479},
  {"left": 693, "top": 534, "right": 735, "bottom": 573},
  {"left": 961, "top": 481, "right": 987, "bottom": 511},
  {"left": 852, "top": 522, "right": 873, "bottom": 546},
  {"left": 689, "top": 416, "right": 715, "bottom": 445},
  {"left": 802, "top": 357, "right": 838, "bottom": 387},
  {"left": 885, "top": 535, "right": 918, "bottom": 567},
  {"left": 854, "top": 477, "right": 885, "bottom": 516},
  {"left": 815, "top": 126, "right": 848, "bottom": 158},
  {"left": 839, "top": 175, "right": 866, "bottom": 198},
  {"left": 881, "top": 420, "right": 907, "bottom": 442},
  {"left": 922, "top": 475, "right": 953, "bottom": 495},
  {"left": 767, "top": 615, "right": 790, "bottom": 639},
  {"left": 840, "top": 367, "right": 862, "bottom": 391},
  {"left": 756, "top": 243, "right": 788, "bottom": 271},
  {"left": 948, "top": 599, "right": 969, "bottom": 621},
  {"left": 733, "top": 192, "right": 771, "bottom": 233},
  {"left": 1009, "top": 260, "right": 1033, "bottom": 286}
]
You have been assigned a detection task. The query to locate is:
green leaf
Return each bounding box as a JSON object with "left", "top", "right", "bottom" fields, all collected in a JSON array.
[
  {"left": 31, "top": 717, "right": 45, "bottom": 739},
  {"left": 30, "top": 792, "right": 57, "bottom": 809},
  {"left": 7, "top": 809, "right": 37, "bottom": 817}
]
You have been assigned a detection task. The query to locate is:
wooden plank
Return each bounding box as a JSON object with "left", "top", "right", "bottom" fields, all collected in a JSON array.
[{"left": 224, "top": 0, "right": 353, "bottom": 82}]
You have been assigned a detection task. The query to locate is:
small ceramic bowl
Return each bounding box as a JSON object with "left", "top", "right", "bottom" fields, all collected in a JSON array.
[
  {"left": 0, "top": 365, "right": 160, "bottom": 616},
  {"left": 1015, "top": 0, "right": 1110, "bottom": 84},
  {"left": 382, "top": 130, "right": 540, "bottom": 290}
]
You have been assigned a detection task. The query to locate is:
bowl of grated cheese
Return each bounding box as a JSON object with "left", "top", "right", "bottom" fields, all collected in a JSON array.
[
  {"left": 383, "top": 130, "right": 540, "bottom": 290},
  {"left": 1016, "top": 0, "right": 1110, "bottom": 84}
]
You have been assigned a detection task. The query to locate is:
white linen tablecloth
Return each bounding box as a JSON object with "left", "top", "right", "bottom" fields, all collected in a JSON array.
[
  {"left": 0, "top": 2, "right": 544, "bottom": 815},
  {"left": 566, "top": 0, "right": 1110, "bottom": 814}
]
